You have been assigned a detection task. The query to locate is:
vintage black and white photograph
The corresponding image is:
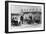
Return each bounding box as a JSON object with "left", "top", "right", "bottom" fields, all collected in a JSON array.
[{"left": 5, "top": 1, "right": 45, "bottom": 33}]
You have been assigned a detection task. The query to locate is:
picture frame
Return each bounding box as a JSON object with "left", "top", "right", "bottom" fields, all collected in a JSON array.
[{"left": 5, "top": 1, "right": 45, "bottom": 33}]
